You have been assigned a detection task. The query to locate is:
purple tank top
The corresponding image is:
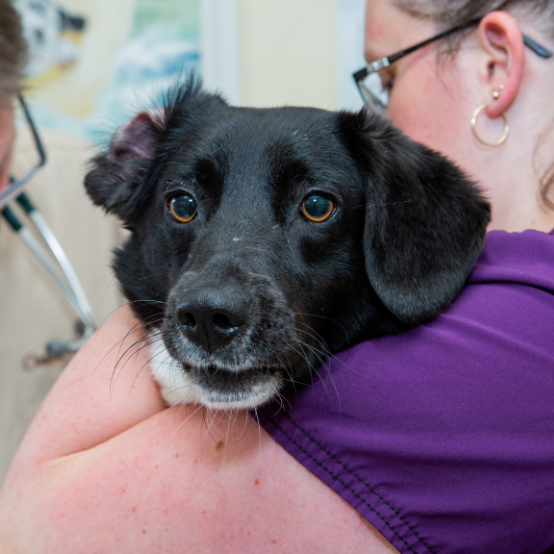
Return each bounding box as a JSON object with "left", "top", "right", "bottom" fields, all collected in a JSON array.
[{"left": 258, "top": 229, "right": 554, "bottom": 554}]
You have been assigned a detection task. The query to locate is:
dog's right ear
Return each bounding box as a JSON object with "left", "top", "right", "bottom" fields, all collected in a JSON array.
[
  {"left": 85, "top": 110, "right": 163, "bottom": 223},
  {"left": 337, "top": 110, "right": 490, "bottom": 325}
]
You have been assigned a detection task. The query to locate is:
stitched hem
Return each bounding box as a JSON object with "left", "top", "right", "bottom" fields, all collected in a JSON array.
[{"left": 258, "top": 409, "right": 436, "bottom": 554}]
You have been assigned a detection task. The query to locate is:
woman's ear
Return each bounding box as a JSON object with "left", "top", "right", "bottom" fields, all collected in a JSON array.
[{"left": 477, "top": 11, "right": 525, "bottom": 119}]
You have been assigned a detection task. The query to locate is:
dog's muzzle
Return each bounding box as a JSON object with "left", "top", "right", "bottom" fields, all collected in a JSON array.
[{"left": 153, "top": 271, "right": 296, "bottom": 409}]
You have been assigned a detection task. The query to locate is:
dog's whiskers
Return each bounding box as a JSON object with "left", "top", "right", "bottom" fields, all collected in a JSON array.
[
  {"left": 109, "top": 317, "right": 166, "bottom": 394},
  {"left": 163, "top": 404, "right": 203, "bottom": 442},
  {"left": 291, "top": 336, "right": 338, "bottom": 408},
  {"left": 88, "top": 311, "right": 164, "bottom": 386},
  {"left": 290, "top": 323, "right": 343, "bottom": 408},
  {"left": 125, "top": 299, "right": 168, "bottom": 306},
  {"left": 294, "top": 312, "right": 349, "bottom": 341},
  {"left": 295, "top": 336, "right": 341, "bottom": 410},
  {"left": 274, "top": 353, "right": 297, "bottom": 394},
  {"left": 133, "top": 337, "right": 173, "bottom": 395},
  {"left": 294, "top": 323, "right": 382, "bottom": 397}
]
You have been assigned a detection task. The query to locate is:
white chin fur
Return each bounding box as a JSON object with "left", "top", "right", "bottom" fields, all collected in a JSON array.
[
  {"left": 148, "top": 340, "right": 280, "bottom": 409},
  {"left": 149, "top": 340, "right": 204, "bottom": 407}
]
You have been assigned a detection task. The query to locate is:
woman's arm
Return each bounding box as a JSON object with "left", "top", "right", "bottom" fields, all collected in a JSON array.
[{"left": 0, "top": 306, "right": 397, "bottom": 554}]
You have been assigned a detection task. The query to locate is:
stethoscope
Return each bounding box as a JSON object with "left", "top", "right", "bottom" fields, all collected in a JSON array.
[{"left": 0, "top": 96, "right": 96, "bottom": 358}]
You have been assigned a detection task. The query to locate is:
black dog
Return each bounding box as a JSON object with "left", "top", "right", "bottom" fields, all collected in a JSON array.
[{"left": 85, "top": 81, "right": 490, "bottom": 409}]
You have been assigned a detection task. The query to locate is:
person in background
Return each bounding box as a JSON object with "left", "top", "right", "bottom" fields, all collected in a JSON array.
[
  {"left": 0, "top": 0, "right": 26, "bottom": 194},
  {"left": 1, "top": 1, "right": 554, "bottom": 553},
  {"left": 0, "top": 0, "right": 120, "bottom": 486}
]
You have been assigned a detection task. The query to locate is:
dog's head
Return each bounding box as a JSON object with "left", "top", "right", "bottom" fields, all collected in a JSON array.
[{"left": 86, "top": 82, "right": 490, "bottom": 409}]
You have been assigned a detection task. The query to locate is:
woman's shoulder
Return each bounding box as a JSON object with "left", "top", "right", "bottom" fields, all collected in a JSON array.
[
  {"left": 335, "top": 227, "right": 554, "bottom": 379},
  {"left": 468, "top": 227, "right": 554, "bottom": 291},
  {"left": 257, "top": 228, "right": 554, "bottom": 554}
]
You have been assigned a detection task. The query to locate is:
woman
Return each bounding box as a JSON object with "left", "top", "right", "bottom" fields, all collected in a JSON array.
[
  {"left": 0, "top": 0, "right": 25, "bottom": 197},
  {"left": 1, "top": 1, "right": 553, "bottom": 553}
]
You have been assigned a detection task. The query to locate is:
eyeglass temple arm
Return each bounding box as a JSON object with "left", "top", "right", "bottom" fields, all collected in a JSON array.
[
  {"left": 356, "top": 17, "right": 485, "bottom": 80},
  {"left": 354, "top": 19, "right": 481, "bottom": 81},
  {"left": 388, "top": 18, "right": 484, "bottom": 65},
  {"left": 0, "top": 96, "right": 47, "bottom": 209},
  {"left": 355, "top": 19, "right": 553, "bottom": 82},
  {"left": 393, "top": 29, "right": 554, "bottom": 60},
  {"left": 523, "top": 34, "right": 553, "bottom": 58},
  {"left": 19, "top": 95, "right": 47, "bottom": 168}
]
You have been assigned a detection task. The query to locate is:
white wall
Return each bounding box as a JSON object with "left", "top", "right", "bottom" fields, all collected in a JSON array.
[
  {"left": 200, "top": 0, "right": 242, "bottom": 105},
  {"left": 335, "top": 0, "right": 367, "bottom": 111},
  {"left": 200, "top": 0, "right": 341, "bottom": 110},
  {"left": 237, "top": 0, "right": 339, "bottom": 109}
]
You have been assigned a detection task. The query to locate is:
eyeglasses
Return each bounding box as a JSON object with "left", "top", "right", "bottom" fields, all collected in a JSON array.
[
  {"left": 0, "top": 95, "right": 47, "bottom": 209},
  {"left": 353, "top": 16, "right": 554, "bottom": 115}
]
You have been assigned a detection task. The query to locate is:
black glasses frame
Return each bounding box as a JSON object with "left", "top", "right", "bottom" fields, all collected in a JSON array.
[
  {"left": 0, "top": 95, "right": 47, "bottom": 209},
  {"left": 353, "top": 16, "right": 554, "bottom": 112}
]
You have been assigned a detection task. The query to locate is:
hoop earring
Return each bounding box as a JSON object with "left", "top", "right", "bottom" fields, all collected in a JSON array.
[{"left": 471, "top": 104, "right": 509, "bottom": 147}]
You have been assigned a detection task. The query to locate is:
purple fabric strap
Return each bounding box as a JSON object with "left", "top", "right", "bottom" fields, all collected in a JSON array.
[{"left": 257, "top": 229, "right": 554, "bottom": 554}]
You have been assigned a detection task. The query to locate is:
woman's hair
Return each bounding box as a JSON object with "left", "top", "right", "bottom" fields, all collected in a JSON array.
[
  {"left": 394, "top": 0, "right": 554, "bottom": 32},
  {"left": 394, "top": 0, "right": 554, "bottom": 208},
  {"left": 0, "top": 0, "right": 26, "bottom": 101}
]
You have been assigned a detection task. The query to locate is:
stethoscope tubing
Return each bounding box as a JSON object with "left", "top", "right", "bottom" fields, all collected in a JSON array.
[
  {"left": 1, "top": 193, "right": 96, "bottom": 353},
  {"left": 15, "top": 193, "right": 95, "bottom": 329}
]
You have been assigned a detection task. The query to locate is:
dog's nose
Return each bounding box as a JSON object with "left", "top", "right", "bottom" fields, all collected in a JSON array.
[{"left": 176, "top": 288, "right": 249, "bottom": 352}]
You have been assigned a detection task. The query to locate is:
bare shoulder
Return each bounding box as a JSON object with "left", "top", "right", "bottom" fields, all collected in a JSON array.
[
  {"left": 122, "top": 407, "right": 401, "bottom": 554},
  {"left": 2, "top": 406, "right": 400, "bottom": 553},
  {"left": 1, "top": 306, "right": 399, "bottom": 553}
]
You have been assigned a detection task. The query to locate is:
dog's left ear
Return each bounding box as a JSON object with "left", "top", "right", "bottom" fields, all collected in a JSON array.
[
  {"left": 85, "top": 111, "right": 164, "bottom": 224},
  {"left": 338, "top": 110, "right": 491, "bottom": 325}
]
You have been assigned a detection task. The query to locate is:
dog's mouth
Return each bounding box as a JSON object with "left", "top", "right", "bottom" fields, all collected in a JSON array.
[
  {"left": 150, "top": 339, "right": 286, "bottom": 409},
  {"left": 184, "top": 363, "right": 283, "bottom": 409}
]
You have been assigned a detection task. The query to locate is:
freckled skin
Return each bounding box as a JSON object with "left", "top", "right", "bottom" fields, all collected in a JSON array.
[{"left": 0, "top": 308, "right": 400, "bottom": 554}]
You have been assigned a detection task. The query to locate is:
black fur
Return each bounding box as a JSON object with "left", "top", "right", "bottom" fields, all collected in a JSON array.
[{"left": 85, "top": 81, "right": 490, "bottom": 406}]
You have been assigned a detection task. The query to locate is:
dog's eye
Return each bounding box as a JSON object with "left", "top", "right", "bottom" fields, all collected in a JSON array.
[
  {"left": 168, "top": 194, "right": 197, "bottom": 223},
  {"left": 301, "top": 194, "right": 335, "bottom": 222}
]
